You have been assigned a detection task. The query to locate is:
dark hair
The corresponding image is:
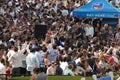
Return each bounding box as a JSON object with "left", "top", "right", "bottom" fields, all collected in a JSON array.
[
  {"left": 36, "top": 46, "right": 41, "bottom": 51},
  {"left": 0, "top": 58, "right": 5, "bottom": 65},
  {"left": 42, "top": 46, "right": 47, "bottom": 52},
  {"left": 108, "top": 49, "right": 113, "bottom": 55},
  {"left": 53, "top": 44, "right": 57, "bottom": 49},
  {"left": 7, "top": 44, "right": 13, "bottom": 49},
  {"left": 29, "top": 44, "right": 35, "bottom": 52},
  {"left": 39, "top": 67, "right": 44, "bottom": 72},
  {"left": 68, "top": 64, "right": 73, "bottom": 69},
  {"left": 116, "top": 51, "right": 120, "bottom": 57},
  {"left": 33, "top": 68, "right": 39, "bottom": 74},
  {"left": 14, "top": 46, "right": 18, "bottom": 52},
  {"left": 118, "top": 28, "right": 120, "bottom": 32}
]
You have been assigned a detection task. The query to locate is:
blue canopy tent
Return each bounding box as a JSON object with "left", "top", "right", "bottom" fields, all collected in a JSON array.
[{"left": 73, "top": 0, "right": 120, "bottom": 18}]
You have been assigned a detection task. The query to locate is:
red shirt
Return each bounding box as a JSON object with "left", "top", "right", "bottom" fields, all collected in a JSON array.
[{"left": 108, "top": 56, "right": 114, "bottom": 64}]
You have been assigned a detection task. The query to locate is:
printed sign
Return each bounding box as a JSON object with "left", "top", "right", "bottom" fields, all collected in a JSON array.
[
  {"left": 93, "top": 3, "right": 103, "bottom": 10},
  {"left": 98, "top": 76, "right": 111, "bottom": 80}
]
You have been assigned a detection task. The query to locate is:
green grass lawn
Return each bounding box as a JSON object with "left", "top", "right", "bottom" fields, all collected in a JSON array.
[
  {"left": 9, "top": 71, "right": 120, "bottom": 80},
  {"left": 10, "top": 76, "right": 93, "bottom": 80}
]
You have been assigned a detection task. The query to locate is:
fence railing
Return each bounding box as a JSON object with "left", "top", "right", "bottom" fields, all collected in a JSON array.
[{"left": 0, "top": 74, "right": 7, "bottom": 80}]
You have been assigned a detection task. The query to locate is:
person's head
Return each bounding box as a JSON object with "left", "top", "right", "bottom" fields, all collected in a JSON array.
[
  {"left": 33, "top": 68, "right": 39, "bottom": 74},
  {"left": 29, "top": 44, "right": 36, "bottom": 52},
  {"left": 86, "top": 24, "right": 90, "bottom": 27},
  {"left": 108, "top": 48, "right": 113, "bottom": 56},
  {"left": 84, "top": 61, "right": 89, "bottom": 66},
  {"left": 53, "top": 44, "right": 57, "bottom": 49},
  {"left": 116, "top": 50, "right": 120, "bottom": 57},
  {"left": 0, "top": 58, "right": 5, "bottom": 65},
  {"left": 39, "top": 67, "right": 44, "bottom": 73},
  {"left": 42, "top": 46, "right": 47, "bottom": 52},
  {"left": 68, "top": 64, "right": 74, "bottom": 70},
  {"left": 51, "top": 61, "right": 56, "bottom": 67},
  {"left": 36, "top": 46, "right": 42, "bottom": 51},
  {"left": 7, "top": 44, "right": 13, "bottom": 50},
  {"left": 104, "top": 24, "right": 109, "bottom": 30},
  {"left": 13, "top": 46, "right": 18, "bottom": 52}
]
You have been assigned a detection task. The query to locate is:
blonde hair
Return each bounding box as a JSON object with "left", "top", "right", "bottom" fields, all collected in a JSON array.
[{"left": 98, "top": 52, "right": 104, "bottom": 60}]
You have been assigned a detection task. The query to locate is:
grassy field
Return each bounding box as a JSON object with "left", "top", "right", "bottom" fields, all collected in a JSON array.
[
  {"left": 10, "top": 76, "right": 93, "bottom": 80},
  {"left": 9, "top": 71, "right": 120, "bottom": 80}
]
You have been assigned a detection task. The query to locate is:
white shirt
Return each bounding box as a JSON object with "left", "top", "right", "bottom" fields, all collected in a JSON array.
[
  {"left": 115, "top": 0, "right": 120, "bottom": 5},
  {"left": 52, "top": 5, "right": 58, "bottom": 13},
  {"left": 7, "top": 50, "right": 15, "bottom": 58},
  {"left": 44, "top": 2, "right": 49, "bottom": 7},
  {"left": 61, "top": 9, "right": 69, "bottom": 16},
  {"left": 113, "top": 47, "right": 118, "bottom": 56},
  {"left": 7, "top": 50, "right": 16, "bottom": 64},
  {"left": 112, "top": 56, "right": 119, "bottom": 63},
  {"left": 47, "top": 43, "right": 53, "bottom": 53},
  {"left": 35, "top": 51, "right": 46, "bottom": 66},
  {"left": 84, "top": 26, "right": 94, "bottom": 37},
  {"left": 46, "top": 66, "right": 55, "bottom": 75},
  {"left": 8, "top": 48, "right": 26, "bottom": 68},
  {"left": 35, "top": 3, "right": 41, "bottom": 9},
  {"left": 8, "top": 1, "right": 13, "bottom": 7},
  {"left": 60, "top": 61, "right": 68, "bottom": 71},
  {"left": 74, "top": 2, "right": 80, "bottom": 7},
  {"left": 0, "top": 62, "right": 6, "bottom": 74},
  {"left": 75, "top": 58, "right": 81, "bottom": 64},
  {"left": 115, "top": 33, "right": 120, "bottom": 42},
  {"left": 26, "top": 52, "right": 39, "bottom": 71},
  {"left": 10, "top": 11, "right": 15, "bottom": 17},
  {"left": 0, "top": 7, "right": 5, "bottom": 15},
  {"left": 0, "top": 40, "right": 3, "bottom": 44}
]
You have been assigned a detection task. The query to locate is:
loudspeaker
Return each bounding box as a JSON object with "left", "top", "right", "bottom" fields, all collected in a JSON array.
[{"left": 34, "top": 25, "right": 47, "bottom": 39}]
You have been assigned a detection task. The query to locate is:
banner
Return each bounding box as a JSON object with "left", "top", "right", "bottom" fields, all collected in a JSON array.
[{"left": 98, "top": 76, "right": 111, "bottom": 80}]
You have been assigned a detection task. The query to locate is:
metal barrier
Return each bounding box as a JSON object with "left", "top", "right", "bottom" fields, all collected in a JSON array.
[{"left": 0, "top": 74, "right": 7, "bottom": 80}]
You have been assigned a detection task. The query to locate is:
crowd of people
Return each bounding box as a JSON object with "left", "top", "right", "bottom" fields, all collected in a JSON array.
[{"left": 0, "top": 0, "right": 120, "bottom": 80}]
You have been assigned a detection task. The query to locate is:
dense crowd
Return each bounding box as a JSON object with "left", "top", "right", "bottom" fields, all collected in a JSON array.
[{"left": 0, "top": 0, "right": 120, "bottom": 80}]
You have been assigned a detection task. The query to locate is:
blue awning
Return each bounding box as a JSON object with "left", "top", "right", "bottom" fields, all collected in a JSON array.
[{"left": 73, "top": 0, "right": 120, "bottom": 18}]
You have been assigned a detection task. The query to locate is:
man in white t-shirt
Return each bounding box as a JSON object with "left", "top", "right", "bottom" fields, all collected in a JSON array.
[
  {"left": 26, "top": 44, "right": 39, "bottom": 75},
  {"left": 8, "top": 42, "right": 27, "bottom": 76},
  {"left": 7, "top": 45, "right": 16, "bottom": 65},
  {"left": 0, "top": 59, "right": 5, "bottom": 74},
  {"left": 84, "top": 24, "right": 94, "bottom": 37},
  {"left": 61, "top": 7, "right": 69, "bottom": 16}
]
